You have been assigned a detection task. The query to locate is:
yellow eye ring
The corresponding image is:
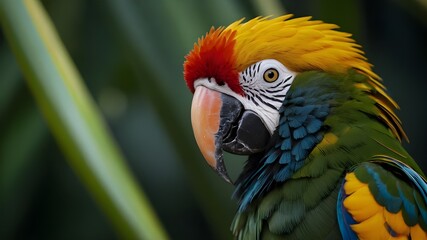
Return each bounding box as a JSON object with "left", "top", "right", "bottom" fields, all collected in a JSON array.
[{"left": 263, "top": 68, "right": 279, "bottom": 82}]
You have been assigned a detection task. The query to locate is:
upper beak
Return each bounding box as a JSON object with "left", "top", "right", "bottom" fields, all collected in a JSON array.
[{"left": 191, "top": 84, "right": 271, "bottom": 183}]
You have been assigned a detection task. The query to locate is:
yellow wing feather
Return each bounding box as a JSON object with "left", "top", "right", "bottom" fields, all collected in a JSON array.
[{"left": 343, "top": 173, "right": 427, "bottom": 239}]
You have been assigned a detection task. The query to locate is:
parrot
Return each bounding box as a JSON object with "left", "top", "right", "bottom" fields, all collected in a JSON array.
[{"left": 183, "top": 15, "right": 427, "bottom": 239}]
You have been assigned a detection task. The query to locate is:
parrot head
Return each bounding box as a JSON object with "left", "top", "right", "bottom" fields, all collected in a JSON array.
[{"left": 184, "top": 15, "right": 404, "bottom": 183}]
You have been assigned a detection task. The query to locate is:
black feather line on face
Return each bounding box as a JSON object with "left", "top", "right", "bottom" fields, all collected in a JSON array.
[
  {"left": 259, "top": 92, "right": 283, "bottom": 104},
  {"left": 255, "top": 94, "right": 278, "bottom": 110},
  {"left": 242, "top": 75, "right": 248, "bottom": 83}
]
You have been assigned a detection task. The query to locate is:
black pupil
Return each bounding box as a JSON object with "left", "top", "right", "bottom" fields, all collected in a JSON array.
[{"left": 268, "top": 71, "right": 275, "bottom": 79}]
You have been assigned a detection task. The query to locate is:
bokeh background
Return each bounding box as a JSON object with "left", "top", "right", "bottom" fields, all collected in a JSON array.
[{"left": 1, "top": 0, "right": 427, "bottom": 239}]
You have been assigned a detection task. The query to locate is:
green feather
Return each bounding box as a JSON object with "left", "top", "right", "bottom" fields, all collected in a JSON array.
[
  {"left": 256, "top": 189, "right": 282, "bottom": 219},
  {"left": 268, "top": 200, "right": 305, "bottom": 234},
  {"left": 414, "top": 191, "right": 427, "bottom": 230},
  {"left": 302, "top": 169, "right": 343, "bottom": 207}
]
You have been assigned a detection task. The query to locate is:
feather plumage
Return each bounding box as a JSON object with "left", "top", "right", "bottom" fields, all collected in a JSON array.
[
  {"left": 338, "top": 157, "right": 427, "bottom": 239},
  {"left": 184, "top": 15, "right": 426, "bottom": 239},
  {"left": 232, "top": 70, "right": 426, "bottom": 239}
]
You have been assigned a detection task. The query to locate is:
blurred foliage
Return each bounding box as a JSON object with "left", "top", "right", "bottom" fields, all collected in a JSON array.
[
  {"left": 0, "top": 0, "right": 426, "bottom": 239},
  {"left": 0, "top": 0, "right": 168, "bottom": 239}
]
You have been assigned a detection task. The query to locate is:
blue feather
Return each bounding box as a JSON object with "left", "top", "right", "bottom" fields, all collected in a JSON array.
[
  {"left": 293, "top": 126, "right": 307, "bottom": 139},
  {"left": 372, "top": 157, "right": 427, "bottom": 226},
  {"left": 284, "top": 108, "right": 295, "bottom": 118},
  {"left": 356, "top": 158, "right": 427, "bottom": 230},
  {"left": 274, "top": 164, "right": 292, "bottom": 182},
  {"left": 265, "top": 150, "right": 280, "bottom": 164},
  {"left": 300, "top": 135, "right": 318, "bottom": 150},
  {"left": 291, "top": 142, "right": 307, "bottom": 161},
  {"left": 305, "top": 117, "right": 323, "bottom": 134},
  {"left": 397, "top": 179, "right": 418, "bottom": 226},
  {"left": 314, "top": 111, "right": 329, "bottom": 118},
  {"left": 294, "top": 159, "right": 305, "bottom": 169},
  {"left": 365, "top": 164, "right": 402, "bottom": 213},
  {"left": 313, "top": 105, "right": 329, "bottom": 118},
  {"left": 279, "top": 151, "right": 292, "bottom": 164},
  {"left": 288, "top": 117, "right": 304, "bottom": 128},
  {"left": 288, "top": 95, "right": 305, "bottom": 105},
  {"left": 315, "top": 133, "right": 324, "bottom": 141},
  {"left": 280, "top": 138, "right": 292, "bottom": 151},
  {"left": 392, "top": 160, "right": 427, "bottom": 228},
  {"left": 389, "top": 159, "right": 427, "bottom": 202},
  {"left": 295, "top": 105, "right": 316, "bottom": 115},
  {"left": 280, "top": 123, "right": 290, "bottom": 137},
  {"left": 385, "top": 223, "right": 398, "bottom": 237},
  {"left": 279, "top": 115, "right": 287, "bottom": 124},
  {"left": 289, "top": 114, "right": 308, "bottom": 127}
]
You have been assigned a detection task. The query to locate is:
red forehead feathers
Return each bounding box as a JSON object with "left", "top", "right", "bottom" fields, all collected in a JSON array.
[{"left": 183, "top": 27, "right": 243, "bottom": 95}]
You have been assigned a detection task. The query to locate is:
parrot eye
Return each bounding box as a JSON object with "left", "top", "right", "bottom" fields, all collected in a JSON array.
[{"left": 263, "top": 68, "right": 279, "bottom": 82}]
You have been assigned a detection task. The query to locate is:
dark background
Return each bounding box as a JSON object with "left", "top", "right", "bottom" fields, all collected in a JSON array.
[{"left": 1, "top": 0, "right": 426, "bottom": 239}]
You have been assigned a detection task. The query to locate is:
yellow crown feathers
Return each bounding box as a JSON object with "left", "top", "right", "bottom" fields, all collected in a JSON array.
[{"left": 224, "top": 15, "right": 406, "bottom": 141}]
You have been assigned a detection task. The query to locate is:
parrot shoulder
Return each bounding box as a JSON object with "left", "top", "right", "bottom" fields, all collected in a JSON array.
[{"left": 337, "top": 156, "right": 427, "bottom": 239}]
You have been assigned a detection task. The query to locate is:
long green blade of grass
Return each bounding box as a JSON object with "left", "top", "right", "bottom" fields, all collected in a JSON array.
[{"left": 0, "top": 0, "right": 168, "bottom": 239}]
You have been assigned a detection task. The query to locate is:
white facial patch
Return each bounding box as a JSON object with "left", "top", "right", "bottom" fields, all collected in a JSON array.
[
  {"left": 192, "top": 59, "right": 295, "bottom": 135},
  {"left": 238, "top": 59, "right": 295, "bottom": 134}
]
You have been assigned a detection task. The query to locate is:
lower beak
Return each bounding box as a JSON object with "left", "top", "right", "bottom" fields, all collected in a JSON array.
[{"left": 191, "top": 85, "right": 270, "bottom": 183}]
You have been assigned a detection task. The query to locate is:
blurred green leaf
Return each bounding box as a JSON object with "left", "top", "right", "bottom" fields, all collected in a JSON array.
[
  {"left": 0, "top": 0, "right": 168, "bottom": 239},
  {"left": 316, "top": 0, "right": 362, "bottom": 37},
  {"left": 98, "top": 1, "right": 246, "bottom": 239},
  {"left": 0, "top": 43, "right": 21, "bottom": 115},
  {"left": 0, "top": 103, "right": 46, "bottom": 239},
  {"left": 251, "top": 0, "right": 286, "bottom": 16}
]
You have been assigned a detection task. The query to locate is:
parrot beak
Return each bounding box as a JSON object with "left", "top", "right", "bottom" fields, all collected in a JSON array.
[{"left": 191, "top": 85, "right": 271, "bottom": 184}]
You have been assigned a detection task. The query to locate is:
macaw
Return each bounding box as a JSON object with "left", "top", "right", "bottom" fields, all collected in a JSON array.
[{"left": 183, "top": 15, "right": 427, "bottom": 239}]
